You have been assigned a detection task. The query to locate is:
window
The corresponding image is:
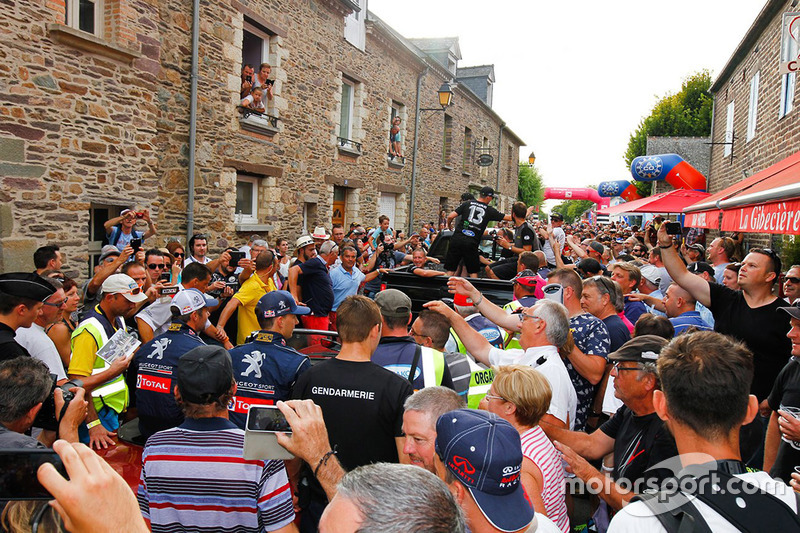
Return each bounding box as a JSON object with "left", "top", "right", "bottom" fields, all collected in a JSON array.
[
  {"left": 781, "top": 13, "right": 800, "bottom": 118},
  {"left": 379, "top": 193, "right": 397, "bottom": 225},
  {"left": 66, "top": 0, "right": 102, "bottom": 37},
  {"left": 89, "top": 203, "right": 122, "bottom": 276},
  {"left": 442, "top": 114, "right": 453, "bottom": 168},
  {"left": 389, "top": 102, "right": 405, "bottom": 160},
  {"left": 463, "top": 127, "right": 472, "bottom": 173},
  {"left": 724, "top": 101, "right": 734, "bottom": 157},
  {"left": 241, "top": 18, "right": 277, "bottom": 118},
  {"left": 746, "top": 71, "right": 759, "bottom": 142},
  {"left": 303, "top": 203, "right": 318, "bottom": 234},
  {"left": 235, "top": 175, "right": 259, "bottom": 224},
  {"left": 340, "top": 78, "right": 355, "bottom": 140},
  {"left": 344, "top": 0, "right": 366, "bottom": 50}
]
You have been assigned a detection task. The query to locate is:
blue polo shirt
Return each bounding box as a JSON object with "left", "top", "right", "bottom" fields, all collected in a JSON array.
[
  {"left": 134, "top": 322, "right": 206, "bottom": 439},
  {"left": 669, "top": 310, "right": 712, "bottom": 336},
  {"left": 227, "top": 331, "right": 311, "bottom": 429},
  {"left": 330, "top": 265, "right": 366, "bottom": 311}
]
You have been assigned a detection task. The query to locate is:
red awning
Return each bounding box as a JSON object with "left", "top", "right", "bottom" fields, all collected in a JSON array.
[
  {"left": 684, "top": 150, "right": 800, "bottom": 214},
  {"left": 684, "top": 210, "right": 720, "bottom": 230},
  {"left": 720, "top": 199, "right": 800, "bottom": 234},
  {"left": 597, "top": 189, "right": 710, "bottom": 216}
]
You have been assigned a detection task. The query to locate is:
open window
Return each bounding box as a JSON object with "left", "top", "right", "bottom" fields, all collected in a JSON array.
[
  {"left": 337, "top": 74, "right": 363, "bottom": 157},
  {"left": 235, "top": 174, "right": 259, "bottom": 225},
  {"left": 239, "top": 17, "right": 280, "bottom": 135}
]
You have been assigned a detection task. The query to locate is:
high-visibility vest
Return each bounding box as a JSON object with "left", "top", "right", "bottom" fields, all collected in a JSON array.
[
  {"left": 418, "top": 346, "right": 446, "bottom": 389},
  {"left": 467, "top": 358, "right": 494, "bottom": 409},
  {"left": 501, "top": 301, "right": 523, "bottom": 350},
  {"left": 71, "top": 315, "right": 129, "bottom": 414}
]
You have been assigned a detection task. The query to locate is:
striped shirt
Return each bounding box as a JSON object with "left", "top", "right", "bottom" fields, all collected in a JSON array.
[
  {"left": 520, "top": 426, "right": 569, "bottom": 533},
  {"left": 137, "top": 417, "right": 294, "bottom": 532},
  {"left": 669, "top": 310, "right": 712, "bottom": 335}
]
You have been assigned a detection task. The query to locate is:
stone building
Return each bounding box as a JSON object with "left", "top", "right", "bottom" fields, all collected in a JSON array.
[
  {"left": 0, "top": 0, "right": 523, "bottom": 276},
  {"left": 695, "top": 0, "right": 800, "bottom": 248}
]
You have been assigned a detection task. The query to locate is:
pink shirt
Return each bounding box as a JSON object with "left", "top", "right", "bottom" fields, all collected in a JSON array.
[{"left": 520, "top": 426, "right": 569, "bottom": 533}]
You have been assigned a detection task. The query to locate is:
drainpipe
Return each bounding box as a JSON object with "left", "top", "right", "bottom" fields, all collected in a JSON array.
[
  {"left": 408, "top": 68, "right": 428, "bottom": 235},
  {"left": 185, "top": 0, "right": 200, "bottom": 242},
  {"left": 495, "top": 122, "right": 505, "bottom": 202}
]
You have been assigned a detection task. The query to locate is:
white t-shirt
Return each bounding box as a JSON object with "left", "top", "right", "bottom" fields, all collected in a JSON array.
[
  {"left": 135, "top": 285, "right": 213, "bottom": 338},
  {"left": 608, "top": 471, "right": 797, "bottom": 532},
  {"left": 602, "top": 375, "right": 624, "bottom": 415},
  {"left": 183, "top": 255, "right": 211, "bottom": 267},
  {"left": 542, "top": 227, "right": 565, "bottom": 265},
  {"left": 15, "top": 323, "right": 67, "bottom": 381},
  {"left": 488, "top": 345, "right": 577, "bottom": 429}
]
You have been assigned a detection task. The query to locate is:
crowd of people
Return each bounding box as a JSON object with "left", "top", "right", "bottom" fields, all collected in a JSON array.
[{"left": 3, "top": 192, "right": 800, "bottom": 532}]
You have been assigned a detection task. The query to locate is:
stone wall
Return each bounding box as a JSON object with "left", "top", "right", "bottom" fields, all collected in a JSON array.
[
  {"left": 0, "top": 0, "right": 521, "bottom": 277},
  {"left": 707, "top": 0, "right": 798, "bottom": 249}
]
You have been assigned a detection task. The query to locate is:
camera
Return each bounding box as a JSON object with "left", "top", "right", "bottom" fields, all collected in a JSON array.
[
  {"left": 136, "top": 212, "right": 145, "bottom": 219},
  {"left": 383, "top": 241, "right": 394, "bottom": 251},
  {"left": 32, "top": 376, "right": 82, "bottom": 432}
]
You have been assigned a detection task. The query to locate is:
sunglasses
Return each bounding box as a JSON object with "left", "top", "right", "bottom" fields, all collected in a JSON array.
[
  {"left": 191, "top": 234, "right": 207, "bottom": 240},
  {"left": 118, "top": 287, "right": 143, "bottom": 296},
  {"left": 173, "top": 252, "right": 185, "bottom": 258},
  {"left": 786, "top": 277, "right": 800, "bottom": 284},
  {"left": 147, "top": 263, "right": 165, "bottom": 270},
  {"left": 518, "top": 312, "right": 542, "bottom": 323},
  {"left": 42, "top": 298, "right": 68, "bottom": 308}
]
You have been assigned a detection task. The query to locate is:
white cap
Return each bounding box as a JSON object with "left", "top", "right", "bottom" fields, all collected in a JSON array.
[
  {"left": 295, "top": 235, "right": 314, "bottom": 249},
  {"left": 639, "top": 264, "right": 662, "bottom": 286},
  {"left": 311, "top": 226, "right": 330, "bottom": 240},
  {"left": 101, "top": 274, "right": 147, "bottom": 303},
  {"left": 170, "top": 288, "right": 218, "bottom": 316}
]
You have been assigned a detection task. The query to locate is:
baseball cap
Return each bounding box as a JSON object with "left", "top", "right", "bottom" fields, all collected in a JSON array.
[
  {"left": 436, "top": 409, "right": 533, "bottom": 533},
  {"left": 98, "top": 245, "right": 121, "bottom": 263},
  {"left": 550, "top": 212, "right": 564, "bottom": 221},
  {"left": 295, "top": 235, "right": 314, "bottom": 250},
  {"left": 587, "top": 241, "right": 605, "bottom": 255},
  {"left": 170, "top": 288, "right": 218, "bottom": 316},
  {"left": 374, "top": 288, "right": 412, "bottom": 318},
  {"left": 638, "top": 264, "right": 662, "bottom": 286},
  {"left": 453, "top": 293, "right": 474, "bottom": 307},
  {"left": 256, "top": 290, "right": 311, "bottom": 319},
  {"left": 686, "top": 261, "right": 714, "bottom": 277},
  {"left": 0, "top": 273, "right": 57, "bottom": 301},
  {"left": 101, "top": 274, "right": 147, "bottom": 303},
  {"left": 609, "top": 335, "right": 668, "bottom": 363},
  {"left": 779, "top": 300, "right": 800, "bottom": 319},
  {"left": 176, "top": 345, "right": 233, "bottom": 405},
  {"left": 512, "top": 269, "right": 538, "bottom": 288},
  {"left": 479, "top": 186, "right": 495, "bottom": 198},
  {"left": 686, "top": 243, "right": 705, "bottom": 255}
]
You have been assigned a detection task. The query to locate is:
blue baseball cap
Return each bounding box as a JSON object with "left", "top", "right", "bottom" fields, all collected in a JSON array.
[
  {"left": 435, "top": 409, "right": 533, "bottom": 532},
  {"left": 256, "top": 290, "right": 311, "bottom": 319}
]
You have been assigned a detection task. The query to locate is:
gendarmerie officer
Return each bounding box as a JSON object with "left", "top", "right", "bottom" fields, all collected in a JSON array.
[
  {"left": 227, "top": 290, "right": 312, "bottom": 429},
  {"left": 0, "top": 273, "right": 56, "bottom": 362},
  {"left": 134, "top": 288, "right": 217, "bottom": 440}
]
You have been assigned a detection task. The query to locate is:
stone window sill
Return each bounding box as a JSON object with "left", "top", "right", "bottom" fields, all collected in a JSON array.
[
  {"left": 337, "top": 145, "right": 362, "bottom": 158},
  {"left": 462, "top": 171, "right": 472, "bottom": 177},
  {"left": 239, "top": 115, "right": 279, "bottom": 137},
  {"left": 387, "top": 155, "right": 405, "bottom": 169},
  {"left": 441, "top": 164, "right": 454, "bottom": 171},
  {"left": 235, "top": 223, "right": 275, "bottom": 232},
  {"left": 47, "top": 24, "right": 141, "bottom": 64}
]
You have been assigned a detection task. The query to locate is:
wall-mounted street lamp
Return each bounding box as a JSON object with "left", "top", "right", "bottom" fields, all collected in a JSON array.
[
  {"left": 421, "top": 82, "right": 455, "bottom": 112},
  {"left": 528, "top": 151, "right": 536, "bottom": 166}
]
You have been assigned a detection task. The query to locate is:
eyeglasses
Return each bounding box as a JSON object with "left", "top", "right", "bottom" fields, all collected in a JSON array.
[
  {"left": 409, "top": 328, "right": 429, "bottom": 339},
  {"left": 147, "top": 263, "right": 165, "bottom": 270},
  {"left": 786, "top": 277, "right": 800, "bottom": 284},
  {"left": 173, "top": 252, "right": 185, "bottom": 258},
  {"left": 42, "top": 298, "right": 68, "bottom": 308},
  {"left": 612, "top": 362, "right": 644, "bottom": 372},
  {"left": 518, "top": 312, "right": 542, "bottom": 323},
  {"left": 484, "top": 393, "right": 506, "bottom": 402}
]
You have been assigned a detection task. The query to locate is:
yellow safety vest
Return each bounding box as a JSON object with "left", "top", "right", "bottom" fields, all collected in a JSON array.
[
  {"left": 419, "top": 346, "right": 446, "bottom": 389},
  {"left": 70, "top": 317, "right": 129, "bottom": 414}
]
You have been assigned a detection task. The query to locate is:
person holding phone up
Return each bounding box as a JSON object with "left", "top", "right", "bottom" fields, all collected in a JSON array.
[{"left": 103, "top": 208, "right": 157, "bottom": 253}]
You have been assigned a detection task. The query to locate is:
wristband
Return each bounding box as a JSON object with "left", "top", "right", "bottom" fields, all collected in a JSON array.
[
  {"left": 314, "top": 445, "right": 338, "bottom": 478},
  {"left": 658, "top": 244, "right": 672, "bottom": 249},
  {"left": 473, "top": 294, "right": 483, "bottom": 306},
  {"left": 86, "top": 419, "right": 102, "bottom": 430}
]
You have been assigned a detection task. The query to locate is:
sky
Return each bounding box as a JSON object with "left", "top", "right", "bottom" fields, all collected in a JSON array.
[{"left": 368, "top": 0, "right": 767, "bottom": 204}]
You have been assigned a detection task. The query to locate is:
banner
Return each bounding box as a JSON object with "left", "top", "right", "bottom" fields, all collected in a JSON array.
[
  {"left": 720, "top": 199, "right": 800, "bottom": 235},
  {"left": 684, "top": 210, "right": 719, "bottom": 230}
]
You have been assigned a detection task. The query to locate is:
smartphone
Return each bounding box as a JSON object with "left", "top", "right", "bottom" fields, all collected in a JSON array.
[
  {"left": 244, "top": 405, "right": 294, "bottom": 460},
  {"left": 229, "top": 251, "right": 246, "bottom": 268},
  {"left": 159, "top": 271, "right": 171, "bottom": 283},
  {"left": 130, "top": 238, "right": 142, "bottom": 253},
  {"left": 159, "top": 286, "right": 179, "bottom": 297},
  {"left": 0, "top": 450, "right": 68, "bottom": 500},
  {"left": 665, "top": 222, "right": 683, "bottom": 235}
]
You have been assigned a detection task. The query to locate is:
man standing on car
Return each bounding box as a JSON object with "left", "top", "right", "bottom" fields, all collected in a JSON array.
[
  {"left": 444, "top": 186, "right": 511, "bottom": 278},
  {"left": 227, "top": 291, "right": 311, "bottom": 429},
  {"left": 491, "top": 201, "right": 540, "bottom": 279}
]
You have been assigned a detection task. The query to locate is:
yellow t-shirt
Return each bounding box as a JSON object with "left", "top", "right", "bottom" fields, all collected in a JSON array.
[
  {"left": 68, "top": 330, "right": 99, "bottom": 377},
  {"left": 234, "top": 274, "right": 276, "bottom": 345}
]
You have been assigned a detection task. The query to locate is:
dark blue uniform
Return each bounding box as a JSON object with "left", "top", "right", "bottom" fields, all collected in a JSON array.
[
  {"left": 227, "top": 331, "right": 311, "bottom": 429},
  {"left": 134, "top": 322, "right": 205, "bottom": 439}
]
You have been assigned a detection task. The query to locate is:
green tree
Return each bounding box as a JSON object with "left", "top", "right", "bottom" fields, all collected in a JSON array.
[
  {"left": 518, "top": 163, "right": 544, "bottom": 208},
  {"left": 551, "top": 199, "right": 595, "bottom": 224},
  {"left": 624, "top": 70, "right": 713, "bottom": 195}
]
